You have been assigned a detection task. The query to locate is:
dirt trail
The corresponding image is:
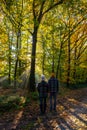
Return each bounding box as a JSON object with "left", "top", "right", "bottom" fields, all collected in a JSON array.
[
  {"left": 0, "top": 88, "right": 87, "bottom": 130},
  {"left": 31, "top": 88, "right": 87, "bottom": 130}
]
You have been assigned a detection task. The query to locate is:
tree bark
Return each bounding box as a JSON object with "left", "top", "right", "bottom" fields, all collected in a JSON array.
[
  {"left": 56, "top": 29, "right": 63, "bottom": 78},
  {"left": 52, "top": 33, "right": 55, "bottom": 73},
  {"left": 28, "top": 27, "right": 38, "bottom": 91},
  {"left": 42, "top": 36, "right": 45, "bottom": 75},
  {"left": 67, "top": 26, "right": 71, "bottom": 87},
  {"left": 8, "top": 32, "right": 11, "bottom": 85}
]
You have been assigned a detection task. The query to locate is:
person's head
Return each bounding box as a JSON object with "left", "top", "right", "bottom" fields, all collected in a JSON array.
[
  {"left": 41, "top": 74, "right": 45, "bottom": 81},
  {"left": 51, "top": 72, "right": 55, "bottom": 78}
]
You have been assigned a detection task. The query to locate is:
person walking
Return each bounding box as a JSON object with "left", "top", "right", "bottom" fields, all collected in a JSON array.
[
  {"left": 48, "top": 73, "right": 59, "bottom": 112},
  {"left": 37, "top": 75, "right": 48, "bottom": 115}
]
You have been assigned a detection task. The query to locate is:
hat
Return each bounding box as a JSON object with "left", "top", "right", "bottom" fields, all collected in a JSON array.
[{"left": 41, "top": 74, "right": 45, "bottom": 80}]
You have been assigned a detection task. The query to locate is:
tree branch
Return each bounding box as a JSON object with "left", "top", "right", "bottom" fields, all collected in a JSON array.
[
  {"left": 43, "top": 0, "right": 63, "bottom": 15},
  {"left": 32, "top": 0, "right": 36, "bottom": 19},
  {"left": 77, "top": 40, "right": 87, "bottom": 60},
  {"left": 27, "top": 29, "right": 33, "bottom": 35},
  {"left": 38, "top": 1, "right": 46, "bottom": 23}
]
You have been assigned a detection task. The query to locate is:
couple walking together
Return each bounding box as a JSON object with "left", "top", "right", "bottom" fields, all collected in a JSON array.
[{"left": 37, "top": 73, "right": 59, "bottom": 115}]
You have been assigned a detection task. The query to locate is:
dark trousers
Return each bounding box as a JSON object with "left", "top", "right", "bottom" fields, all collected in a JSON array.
[
  {"left": 50, "top": 92, "right": 57, "bottom": 111},
  {"left": 39, "top": 97, "right": 47, "bottom": 114}
]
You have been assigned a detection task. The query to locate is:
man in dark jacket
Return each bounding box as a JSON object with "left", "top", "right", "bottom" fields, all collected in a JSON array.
[
  {"left": 48, "top": 73, "right": 59, "bottom": 112},
  {"left": 37, "top": 75, "right": 48, "bottom": 115}
]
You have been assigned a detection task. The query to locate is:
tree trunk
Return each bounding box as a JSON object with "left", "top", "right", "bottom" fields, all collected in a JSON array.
[
  {"left": 28, "top": 27, "right": 38, "bottom": 92},
  {"left": 42, "top": 53, "right": 45, "bottom": 75},
  {"left": 8, "top": 33, "right": 11, "bottom": 85},
  {"left": 14, "top": 57, "right": 18, "bottom": 87},
  {"left": 41, "top": 35, "right": 46, "bottom": 75},
  {"left": 52, "top": 33, "right": 55, "bottom": 73},
  {"left": 73, "top": 42, "right": 77, "bottom": 87},
  {"left": 42, "top": 51, "right": 45, "bottom": 75},
  {"left": 18, "top": 29, "right": 22, "bottom": 76},
  {"left": 56, "top": 43, "right": 63, "bottom": 78},
  {"left": 56, "top": 29, "right": 63, "bottom": 78},
  {"left": 18, "top": 0, "right": 23, "bottom": 76},
  {"left": 67, "top": 27, "right": 71, "bottom": 87},
  {"left": 14, "top": 31, "right": 19, "bottom": 87}
]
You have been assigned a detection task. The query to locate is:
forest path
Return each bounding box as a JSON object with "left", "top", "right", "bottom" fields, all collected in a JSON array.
[
  {"left": 31, "top": 88, "right": 87, "bottom": 130},
  {"left": 0, "top": 87, "right": 87, "bottom": 130}
]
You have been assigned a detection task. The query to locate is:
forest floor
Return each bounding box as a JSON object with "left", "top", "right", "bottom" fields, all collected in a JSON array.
[{"left": 0, "top": 87, "right": 87, "bottom": 130}]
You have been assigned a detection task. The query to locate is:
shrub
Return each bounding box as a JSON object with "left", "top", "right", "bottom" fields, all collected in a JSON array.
[
  {"left": 0, "top": 95, "right": 26, "bottom": 112},
  {"left": 30, "top": 92, "right": 39, "bottom": 100}
]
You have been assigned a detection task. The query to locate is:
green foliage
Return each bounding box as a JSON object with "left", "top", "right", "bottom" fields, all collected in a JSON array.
[
  {"left": 23, "top": 97, "right": 30, "bottom": 107},
  {"left": 28, "top": 92, "right": 39, "bottom": 101},
  {"left": 1, "top": 79, "right": 10, "bottom": 88},
  {"left": 5, "top": 0, "right": 14, "bottom": 9},
  {"left": 0, "top": 95, "right": 26, "bottom": 112}
]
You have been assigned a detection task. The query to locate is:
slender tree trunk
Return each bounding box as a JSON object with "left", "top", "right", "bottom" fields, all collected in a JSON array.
[
  {"left": 73, "top": 42, "right": 77, "bottom": 87},
  {"left": 18, "top": 29, "right": 22, "bottom": 76},
  {"left": 18, "top": 0, "right": 23, "bottom": 76},
  {"left": 9, "top": 31, "right": 14, "bottom": 85},
  {"left": 56, "top": 43, "right": 63, "bottom": 78},
  {"left": 14, "top": 32, "right": 19, "bottom": 87},
  {"left": 42, "top": 49, "right": 45, "bottom": 75},
  {"left": 27, "top": 37, "right": 29, "bottom": 66},
  {"left": 14, "top": 57, "right": 18, "bottom": 87},
  {"left": 52, "top": 33, "right": 55, "bottom": 73},
  {"left": 67, "top": 27, "right": 71, "bottom": 87},
  {"left": 56, "top": 29, "right": 63, "bottom": 78},
  {"left": 8, "top": 32, "right": 11, "bottom": 85},
  {"left": 7, "top": 25, "right": 14, "bottom": 85},
  {"left": 42, "top": 53, "right": 45, "bottom": 75},
  {"left": 41, "top": 35, "right": 46, "bottom": 75}
]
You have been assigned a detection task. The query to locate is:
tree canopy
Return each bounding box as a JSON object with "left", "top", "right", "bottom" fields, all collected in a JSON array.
[{"left": 0, "top": 0, "right": 87, "bottom": 91}]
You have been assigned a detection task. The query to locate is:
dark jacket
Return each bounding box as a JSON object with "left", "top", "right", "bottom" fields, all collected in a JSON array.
[
  {"left": 37, "top": 80, "right": 48, "bottom": 98},
  {"left": 48, "top": 77, "right": 59, "bottom": 93}
]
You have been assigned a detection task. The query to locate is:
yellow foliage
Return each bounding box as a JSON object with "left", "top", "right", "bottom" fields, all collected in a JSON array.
[{"left": 0, "top": 26, "right": 8, "bottom": 43}]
